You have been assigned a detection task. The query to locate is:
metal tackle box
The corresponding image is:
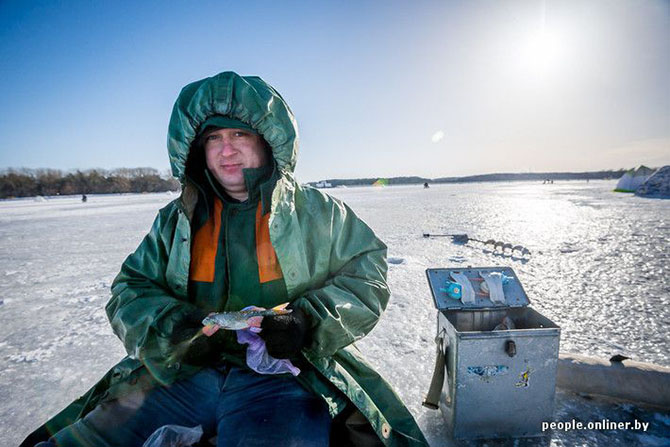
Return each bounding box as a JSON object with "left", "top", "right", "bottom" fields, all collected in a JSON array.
[{"left": 424, "top": 267, "right": 560, "bottom": 439}]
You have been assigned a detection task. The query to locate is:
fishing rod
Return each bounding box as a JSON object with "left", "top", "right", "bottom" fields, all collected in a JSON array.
[{"left": 422, "top": 233, "right": 531, "bottom": 257}]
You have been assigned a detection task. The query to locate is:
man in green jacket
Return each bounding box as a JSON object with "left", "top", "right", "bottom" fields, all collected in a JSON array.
[{"left": 23, "top": 71, "right": 428, "bottom": 447}]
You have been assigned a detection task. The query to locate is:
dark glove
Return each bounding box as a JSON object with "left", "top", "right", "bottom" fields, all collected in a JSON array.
[
  {"left": 260, "top": 307, "right": 309, "bottom": 359},
  {"left": 170, "top": 309, "right": 224, "bottom": 366}
]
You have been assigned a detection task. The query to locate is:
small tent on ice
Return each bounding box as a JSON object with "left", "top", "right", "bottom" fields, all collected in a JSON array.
[
  {"left": 614, "top": 165, "right": 655, "bottom": 192},
  {"left": 635, "top": 165, "right": 670, "bottom": 198}
]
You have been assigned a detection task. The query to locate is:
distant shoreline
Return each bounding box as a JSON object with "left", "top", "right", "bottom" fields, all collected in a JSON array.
[
  {"left": 307, "top": 169, "right": 626, "bottom": 188},
  {"left": 0, "top": 169, "right": 630, "bottom": 199},
  {"left": 0, "top": 168, "right": 179, "bottom": 199}
]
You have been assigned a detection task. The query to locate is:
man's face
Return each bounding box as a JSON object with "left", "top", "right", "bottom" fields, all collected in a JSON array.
[{"left": 203, "top": 128, "right": 269, "bottom": 199}]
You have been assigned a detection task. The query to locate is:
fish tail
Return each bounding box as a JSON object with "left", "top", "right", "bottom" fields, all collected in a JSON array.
[{"left": 270, "top": 302, "right": 292, "bottom": 314}]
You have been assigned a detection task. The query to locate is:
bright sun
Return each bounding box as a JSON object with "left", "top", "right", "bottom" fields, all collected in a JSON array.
[{"left": 516, "top": 27, "right": 567, "bottom": 79}]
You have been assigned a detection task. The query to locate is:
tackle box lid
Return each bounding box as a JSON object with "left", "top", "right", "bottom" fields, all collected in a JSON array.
[{"left": 426, "top": 266, "right": 531, "bottom": 310}]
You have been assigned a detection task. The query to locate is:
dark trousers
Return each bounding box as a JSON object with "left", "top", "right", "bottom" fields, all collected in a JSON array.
[{"left": 41, "top": 366, "right": 331, "bottom": 447}]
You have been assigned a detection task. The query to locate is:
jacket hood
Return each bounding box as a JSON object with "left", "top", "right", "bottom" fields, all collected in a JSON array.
[{"left": 167, "top": 72, "right": 299, "bottom": 182}]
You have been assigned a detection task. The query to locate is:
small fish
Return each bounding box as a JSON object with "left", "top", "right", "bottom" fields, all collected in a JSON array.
[{"left": 201, "top": 303, "right": 292, "bottom": 332}]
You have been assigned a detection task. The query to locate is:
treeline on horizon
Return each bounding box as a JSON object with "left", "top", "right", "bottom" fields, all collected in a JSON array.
[
  {"left": 309, "top": 169, "right": 629, "bottom": 187},
  {"left": 0, "top": 167, "right": 635, "bottom": 198},
  {"left": 0, "top": 168, "right": 180, "bottom": 199}
]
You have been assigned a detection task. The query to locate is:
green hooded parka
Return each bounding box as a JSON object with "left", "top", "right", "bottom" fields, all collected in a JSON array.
[{"left": 21, "top": 72, "right": 428, "bottom": 447}]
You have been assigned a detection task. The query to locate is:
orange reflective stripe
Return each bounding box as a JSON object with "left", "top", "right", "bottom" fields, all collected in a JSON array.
[
  {"left": 189, "top": 197, "right": 222, "bottom": 283},
  {"left": 255, "top": 203, "right": 283, "bottom": 283}
]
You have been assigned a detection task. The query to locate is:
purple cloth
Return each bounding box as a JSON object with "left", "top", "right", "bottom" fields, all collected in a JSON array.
[{"left": 236, "top": 328, "right": 300, "bottom": 376}]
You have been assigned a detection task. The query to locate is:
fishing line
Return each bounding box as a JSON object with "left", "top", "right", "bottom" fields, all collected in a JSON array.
[{"left": 167, "top": 330, "right": 206, "bottom": 364}]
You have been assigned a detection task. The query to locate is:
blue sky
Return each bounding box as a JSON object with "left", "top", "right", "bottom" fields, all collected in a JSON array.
[{"left": 1, "top": 0, "right": 668, "bottom": 182}]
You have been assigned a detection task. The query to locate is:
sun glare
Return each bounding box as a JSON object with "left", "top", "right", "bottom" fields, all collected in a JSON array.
[{"left": 516, "top": 27, "right": 567, "bottom": 79}]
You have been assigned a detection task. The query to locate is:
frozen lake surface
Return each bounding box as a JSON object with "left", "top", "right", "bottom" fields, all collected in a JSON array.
[{"left": 1, "top": 181, "right": 668, "bottom": 446}]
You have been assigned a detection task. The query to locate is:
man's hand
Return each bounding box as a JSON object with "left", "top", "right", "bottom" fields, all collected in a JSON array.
[{"left": 259, "top": 307, "right": 309, "bottom": 359}]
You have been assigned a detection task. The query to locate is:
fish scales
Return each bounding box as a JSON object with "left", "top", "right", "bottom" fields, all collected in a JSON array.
[{"left": 202, "top": 308, "right": 292, "bottom": 330}]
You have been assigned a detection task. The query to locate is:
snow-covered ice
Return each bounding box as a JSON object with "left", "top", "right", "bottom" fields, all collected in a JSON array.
[{"left": 1, "top": 182, "right": 668, "bottom": 446}]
